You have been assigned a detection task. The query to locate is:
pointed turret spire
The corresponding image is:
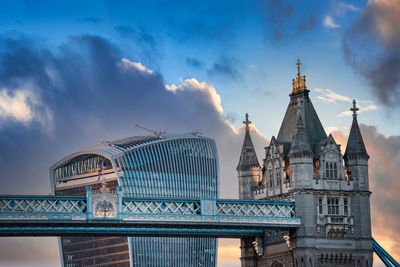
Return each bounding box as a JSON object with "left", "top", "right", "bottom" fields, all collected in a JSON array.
[
  {"left": 278, "top": 59, "right": 326, "bottom": 156},
  {"left": 289, "top": 100, "right": 313, "bottom": 157},
  {"left": 237, "top": 113, "right": 260, "bottom": 171},
  {"left": 344, "top": 100, "right": 369, "bottom": 159}
]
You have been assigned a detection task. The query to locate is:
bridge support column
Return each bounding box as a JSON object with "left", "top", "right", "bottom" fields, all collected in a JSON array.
[
  {"left": 117, "top": 187, "right": 123, "bottom": 216},
  {"left": 86, "top": 186, "right": 92, "bottom": 219},
  {"left": 241, "top": 237, "right": 259, "bottom": 267}
]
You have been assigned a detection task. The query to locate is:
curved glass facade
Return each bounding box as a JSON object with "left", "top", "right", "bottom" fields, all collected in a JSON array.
[
  {"left": 116, "top": 138, "right": 218, "bottom": 198},
  {"left": 117, "top": 137, "right": 218, "bottom": 266},
  {"left": 51, "top": 135, "right": 219, "bottom": 267}
]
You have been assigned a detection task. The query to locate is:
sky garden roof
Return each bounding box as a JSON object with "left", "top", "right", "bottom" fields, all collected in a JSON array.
[{"left": 49, "top": 133, "right": 219, "bottom": 198}]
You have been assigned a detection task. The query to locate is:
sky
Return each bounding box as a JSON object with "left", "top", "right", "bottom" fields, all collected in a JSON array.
[{"left": 0, "top": 0, "right": 399, "bottom": 266}]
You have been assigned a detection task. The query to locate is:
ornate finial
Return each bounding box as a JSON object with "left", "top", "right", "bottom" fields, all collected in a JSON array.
[
  {"left": 297, "top": 59, "right": 301, "bottom": 75},
  {"left": 350, "top": 99, "right": 359, "bottom": 118},
  {"left": 243, "top": 113, "right": 252, "bottom": 131},
  {"left": 292, "top": 59, "right": 307, "bottom": 94}
]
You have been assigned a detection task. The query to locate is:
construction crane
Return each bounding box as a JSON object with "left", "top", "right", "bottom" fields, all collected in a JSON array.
[
  {"left": 187, "top": 130, "right": 203, "bottom": 136},
  {"left": 136, "top": 125, "right": 166, "bottom": 138}
]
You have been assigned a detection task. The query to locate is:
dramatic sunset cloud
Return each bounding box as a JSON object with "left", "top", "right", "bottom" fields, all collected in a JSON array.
[{"left": 0, "top": 35, "right": 268, "bottom": 265}]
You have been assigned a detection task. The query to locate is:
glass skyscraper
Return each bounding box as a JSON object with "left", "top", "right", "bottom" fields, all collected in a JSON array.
[{"left": 50, "top": 134, "right": 219, "bottom": 266}]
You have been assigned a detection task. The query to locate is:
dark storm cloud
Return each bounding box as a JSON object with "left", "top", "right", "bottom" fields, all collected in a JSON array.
[
  {"left": 296, "top": 14, "right": 316, "bottom": 33},
  {"left": 114, "top": 25, "right": 160, "bottom": 66},
  {"left": 185, "top": 57, "right": 203, "bottom": 69},
  {"left": 342, "top": 0, "right": 400, "bottom": 106},
  {"left": 0, "top": 33, "right": 266, "bottom": 196},
  {"left": 255, "top": 0, "right": 323, "bottom": 42},
  {"left": 207, "top": 56, "right": 242, "bottom": 81}
]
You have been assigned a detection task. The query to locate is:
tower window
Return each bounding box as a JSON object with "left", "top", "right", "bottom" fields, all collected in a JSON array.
[
  {"left": 325, "top": 162, "right": 338, "bottom": 178},
  {"left": 344, "top": 198, "right": 348, "bottom": 215},
  {"left": 327, "top": 198, "right": 339, "bottom": 215},
  {"left": 269, "top": 173, "right": 273, "bottom": 187},
  {"left": 318, "top": 197, "right": 323, "bottom": 214},
  {"left": 276, "top": 172, "right": 281, "bottom": 187}
]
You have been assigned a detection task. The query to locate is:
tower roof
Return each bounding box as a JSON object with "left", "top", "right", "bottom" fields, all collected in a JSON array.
[
  {"left": 277, "top": 60, "right": 326, "bottom": 156},
  {"left": 237, "top": 113, "right": 260, "bottom": 171},
  {"left": 344, "top": 100, "right": 369, "bottom": 159},
  {"left": 289, "top": 100, "right": 313, "bottom": 157}
]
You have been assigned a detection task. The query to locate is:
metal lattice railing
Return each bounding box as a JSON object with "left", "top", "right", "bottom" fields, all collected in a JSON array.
[
  {"left": 0, "top": 198, "right": 86, "bottom": 214},
  {"left": 216, "top": 202, "right": 295, "bottom": 218},
  {"left": 122, "top": 200, "right": 201, "bottom": 215}
]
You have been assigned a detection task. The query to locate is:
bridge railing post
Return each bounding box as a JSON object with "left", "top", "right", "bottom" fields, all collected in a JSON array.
[
  {"left": 86, "top": 186, "right": 92, "bottom": 219},
  {"left": 200, "top": 198, "right": 216, "bottom": 218},
  {"left": 117, "top": 187, "right": 123, "bottom": 218}
]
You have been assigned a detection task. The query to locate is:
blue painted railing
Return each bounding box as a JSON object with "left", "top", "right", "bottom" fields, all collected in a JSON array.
[{"left": 0, "top": 187, "right": 301, "bottom": 237}]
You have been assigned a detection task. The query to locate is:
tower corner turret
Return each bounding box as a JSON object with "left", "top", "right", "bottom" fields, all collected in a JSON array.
[{"left": 237, "top": 113, "right": 261, "bottom": 200}]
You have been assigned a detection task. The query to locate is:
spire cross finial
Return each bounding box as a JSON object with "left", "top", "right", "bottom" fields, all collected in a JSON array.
[
  {"left": 243, "top": 113, "right": 252, "bottom": 131},
  {"left": 350, "top": 99, "right": 359, "bottom": 118}
]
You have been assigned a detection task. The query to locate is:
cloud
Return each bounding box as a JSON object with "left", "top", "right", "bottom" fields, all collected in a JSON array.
[
  {"left": 255, "top": 0, "right": 322, "bottom": 42},
  {"left": 207, "top": 56, "right": 242, "bottom": 81},
  {"left": 342, "top": 0, "right": 400, "bottom": 106},
  {"left": 297, "top": 14, "right": 316, "bottom": 32},
  {"left": 218, "top": 239, "right": 240, "bottom": 267},
  {"left": 118, "top": 58, "right": 153, "bottom": 74},
  {"left": 324, "top": 15, "right": 340, "bottom": 28},
  {"left": 337, "top": 104, "right": 379, "bottom": 117},
  {"left": 114, "top": 25, "right": 160, "bottom": 67},
  {"left": 314, "top": 88, "right": 379, "bottom": 117},
  {"left": 166, "top": 78, "right": 223, "bottom": 114},
  {"left": 185, "top": 57, "right": 203, "bottom": 69},
  {"left": 0, "top": 88, "right": 37, "bottom": 123},
  {"left": 315, "top": 88, "right": 351, "bottom": 103},
  {"left": 332, "top": 1, "right": 360, "bottom": 15},
  {"left": 325, "top": 126, "right": 339, "bottom": 134},
  {"left": 331, "top": 124, "right": 400, "bottom": 261}
]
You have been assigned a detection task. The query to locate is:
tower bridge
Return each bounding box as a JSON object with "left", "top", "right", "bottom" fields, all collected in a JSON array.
[{"left": 1, "top": 60, "right": 399, "bottom": 266}]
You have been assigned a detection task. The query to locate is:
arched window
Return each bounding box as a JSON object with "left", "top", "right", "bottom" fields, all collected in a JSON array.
[{"left": 326, "top": 162, "right": 338, "bottom": 178}]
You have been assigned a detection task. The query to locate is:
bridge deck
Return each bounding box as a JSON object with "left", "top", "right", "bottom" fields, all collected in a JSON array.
[{"left": 0, "top": 191, "right": 300, "bottom": 237}]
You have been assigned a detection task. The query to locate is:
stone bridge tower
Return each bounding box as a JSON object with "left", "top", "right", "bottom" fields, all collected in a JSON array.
[{"left": 237, "top": 60, "right": 373, "bottom": 267}]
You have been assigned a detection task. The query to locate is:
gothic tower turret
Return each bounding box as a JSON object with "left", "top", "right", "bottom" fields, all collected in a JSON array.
[
  {"left": 289, "top": 100, "right": 314, "bottom": 189},
  {"left": 344, "top": 100, "right": 370, "bottom": 191},
  {"left": 237, "top": 113, "right": 261, "bottom": 200},
  {"left": 344, "top": 100, "right": 372, "bottom": 257}
]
